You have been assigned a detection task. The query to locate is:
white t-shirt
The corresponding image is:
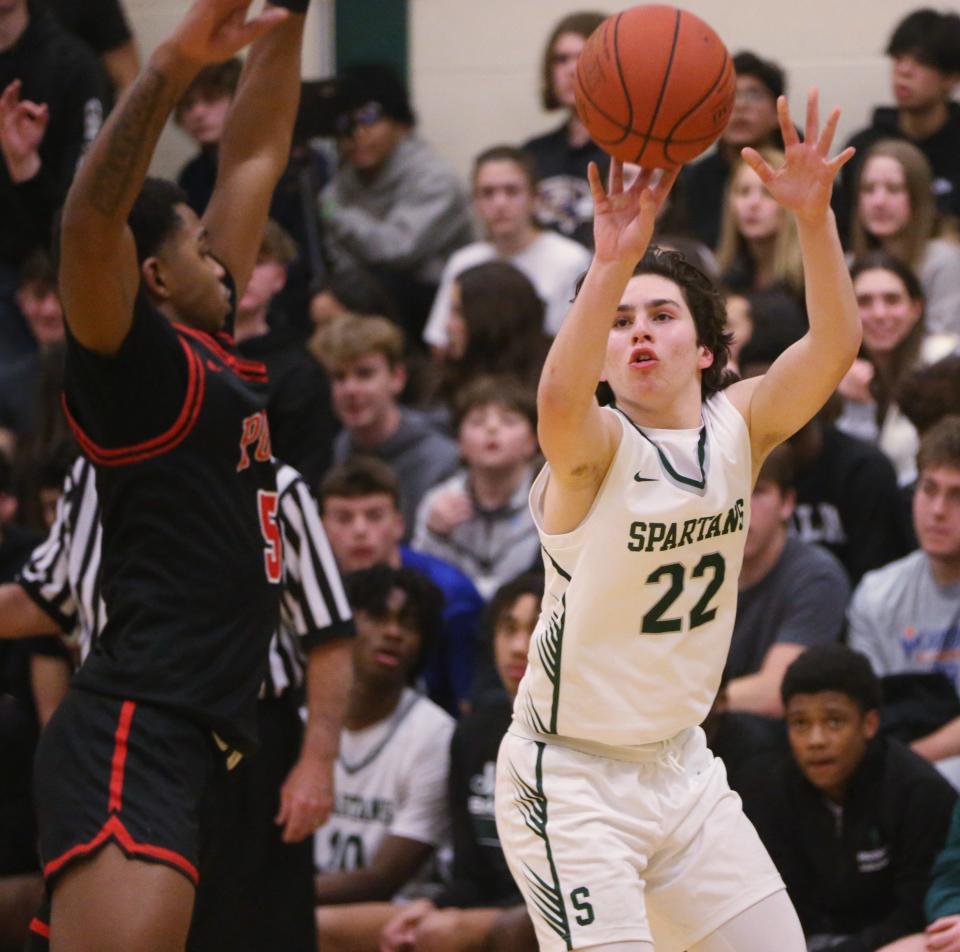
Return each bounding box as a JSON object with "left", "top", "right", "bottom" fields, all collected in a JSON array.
[
  {"left": 314, "top": 689, "right": 455, "bottom": 889},
  {"left": 513, "top": 393, "right": 753, "bottom": 749},
  {"left": 422, "top": 231, "right": 591, "bottom": 346}
]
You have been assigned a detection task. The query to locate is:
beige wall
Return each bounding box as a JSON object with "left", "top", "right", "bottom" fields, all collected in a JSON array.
[{"left": 126, "top": 0, "right": 959, "bottom": 182}]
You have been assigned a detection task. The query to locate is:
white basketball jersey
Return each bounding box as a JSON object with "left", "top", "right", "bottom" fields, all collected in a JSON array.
[
  {"left": 514, "top": 392, "right": 752, "bottom": 747},
  {"left": 314, "top": 688, "right": 454, "bottom": 881}
]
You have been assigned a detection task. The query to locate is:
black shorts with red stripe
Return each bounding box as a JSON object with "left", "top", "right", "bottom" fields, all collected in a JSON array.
[{"left": 32, "top": 688, "right": 223, "bottom": 892}]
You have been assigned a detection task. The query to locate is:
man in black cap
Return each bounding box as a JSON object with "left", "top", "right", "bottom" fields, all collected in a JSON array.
[{"left": 319, "top": 64, "right": 472, "bottom": 341}]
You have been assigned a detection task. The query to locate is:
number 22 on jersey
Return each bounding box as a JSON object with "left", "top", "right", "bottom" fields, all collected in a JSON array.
[{"left": 641, "top": 552, "right": 725, "bottom": 634}]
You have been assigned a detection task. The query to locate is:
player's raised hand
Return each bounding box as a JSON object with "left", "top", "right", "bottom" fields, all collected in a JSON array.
[
  {"left": 588, "top": 159, "right": 679, "bottom": 265},
  {"left": 170, "top": 0, "right": 289, "bottom": 67},
  {"left": 741, "top": 88, "right": 854, "bottom": 224}
]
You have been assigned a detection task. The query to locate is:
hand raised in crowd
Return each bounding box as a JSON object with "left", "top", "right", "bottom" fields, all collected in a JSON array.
[
  {"left": 425, "top": 488, "right": 473, "bottom": 537},
  {"left": 837, "top": 357, "right": 875, "bottom": 404},
  {"left": 168, "top": 0, "right": 289, "bottom": 67},
  {"left": 0, "top": 79, "right": 48, "bottom": 183},
  {"left": 927, "top": 915, "right": 960, "bottom": 952},
  {"left": 741, "top": 88, "right": 854, "bottom": 223}
]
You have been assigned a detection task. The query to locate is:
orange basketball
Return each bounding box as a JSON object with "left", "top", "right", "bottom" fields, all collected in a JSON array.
[{"left": 574, "top": 4, "right": 736, "bottom": 169}]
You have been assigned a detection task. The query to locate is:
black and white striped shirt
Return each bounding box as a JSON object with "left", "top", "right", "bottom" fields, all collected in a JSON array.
[{"left": 18, "top": 456, "right": 352, "bottom": 699}]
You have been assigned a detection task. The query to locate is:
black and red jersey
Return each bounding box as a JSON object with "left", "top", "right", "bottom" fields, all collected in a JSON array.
[{"left": 63, "top": 284, "right": 282, "bottom": 752}]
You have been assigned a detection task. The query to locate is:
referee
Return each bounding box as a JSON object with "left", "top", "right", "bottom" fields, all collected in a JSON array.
[{"left": 0, "top": 456, "right": 354, "bottom": 950}]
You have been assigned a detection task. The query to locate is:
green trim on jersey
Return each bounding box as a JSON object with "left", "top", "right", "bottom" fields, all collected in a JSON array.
[
  {"left": 510, "top": 742, "right": 572, "bottom": 949},
  {"left": 534, "top": 546, "right": 570, "bottom": 734},
  {"left": 617, "top": 409, "right": 710, "bottom": 496}
]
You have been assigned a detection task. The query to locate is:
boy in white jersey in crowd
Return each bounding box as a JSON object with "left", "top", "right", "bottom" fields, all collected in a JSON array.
[{"left": 495, "top": 90, "right": 861, "bottom": 952}]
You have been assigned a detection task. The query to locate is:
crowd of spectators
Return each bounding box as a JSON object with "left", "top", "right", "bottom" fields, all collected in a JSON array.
[{"left": 2, "top": 3, "right": 960, "bottom": 951}]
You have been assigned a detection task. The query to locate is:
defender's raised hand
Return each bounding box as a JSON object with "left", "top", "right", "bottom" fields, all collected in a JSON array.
[
  {"left": 741, "top": 88, "right": 854, "bottom": 223},
  {"left": 587, "top": 158, "right": 679, "bottom": 264},
  {"left": 170, "top": 0, "right": 289, "bottom": 67}
]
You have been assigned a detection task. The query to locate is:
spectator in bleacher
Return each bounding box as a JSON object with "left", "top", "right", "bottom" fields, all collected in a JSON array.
[
  {"left": 900, "top": 355, "right": 960, "bottom": 440},
  {"left": 742, "top": 644, "right": 956, "bottom": 951},
  {"left": 0, "top": 251, "right": 63, "bottom": 444},
  {"left": 45, "top": 0, "right": 139, "bottom": 98},
  {"left": 423, "top": 145, "right": 590, "bottom": 351},
  {"left": 884, "top": 799, "right": 960, "bottom": 952},
  {"left": 313, "top": 313, "right": 459, "bottom": 536},
  {"left": 413, "top": 378, "right": 540, "bottom": 601},
  {"left": 716, "top": 147, "right": 804, "bottom": 301},
  {"left": 725, "top": 445, "right": 849, "bottom": 717},
  {"left": 319, "top": 457, "right": 484, "bottom": 715},
  {"left": 675, "top": 51, "right": 786, "bottom": 251},
  {"left": 836, "top": 9, "right": 960, "bottom": 240},
  {"left": 0, "top": 0, "right": 106, "bottom": 364},
  {"left": 174, "top": 57, "right": 241, "bottom": 216},
  {"left": 837, "top": 253, "right": 958, "bottom": 484},
  {"left": 849, "top": 139, "right": 960, "bottom": 336},
  {"left": 313, "top": 565, "right": 453, "bottom": 935},
  {"left": 522, "top": 11, "right": 608, "bottom": 249},
  {"left": 848, "top": 417, "right": 960, "bottom": 785},
  {"left": 425, "top": 261, "right": 551, "bottom": 414},
  {"left": 320, "top": 64, "right": 472, "bottom": 341},
  {"left": 234, "top": 220, "right": 337, "bottom": 487},
  {"left": 309, "top": 264, "right": 399, "bottom": 330},
  {"left": 378, "top": 574, "right": 542, "bottom": 952},
  {"left": 175, "top": 58, "right": 328, "bottom": 329},
  {"left": 738, "top": 313, "right": 915, "bottom": 586}
]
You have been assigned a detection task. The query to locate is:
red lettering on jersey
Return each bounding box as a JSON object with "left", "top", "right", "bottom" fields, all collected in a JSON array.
[
  {"left": 237, "top": 411, "right": 273, "bottom": 471},
  {"left": 258, "top": 490, "right": 283, "bottom": 584}
]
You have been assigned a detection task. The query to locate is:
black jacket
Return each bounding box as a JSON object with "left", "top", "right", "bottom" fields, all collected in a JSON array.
[
  {"left": 0, "top": 2, "right": 107, "bottom": 266},
  {"left": 741, "top": 737, "right": 956, "bottom": 951}
]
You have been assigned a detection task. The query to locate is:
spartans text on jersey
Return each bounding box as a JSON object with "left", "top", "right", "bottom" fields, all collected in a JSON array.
[{"left": 628, "top": 498, "right": 745, "bottom": 553}]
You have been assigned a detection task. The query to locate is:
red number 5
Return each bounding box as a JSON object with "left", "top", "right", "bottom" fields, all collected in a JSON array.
[{"left": 258, "top": 490, "right": 282, "bottom": 583}]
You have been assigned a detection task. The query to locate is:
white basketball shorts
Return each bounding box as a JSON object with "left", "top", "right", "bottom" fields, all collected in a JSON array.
[{"left": 495, "top": 725, "right": 785, "bottom": 951}]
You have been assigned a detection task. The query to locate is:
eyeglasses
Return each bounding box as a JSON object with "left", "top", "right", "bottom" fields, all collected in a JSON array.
[
  {"left": 734, "top": 87, "right": 773, "bottom": 105},
  {"left": 335, "top": 101, "right": 384, "bottom": 136}
]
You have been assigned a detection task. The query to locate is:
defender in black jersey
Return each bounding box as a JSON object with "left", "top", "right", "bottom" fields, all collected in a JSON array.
[{"left": 33, "top": 1, "right": 311, "bottom": 948}]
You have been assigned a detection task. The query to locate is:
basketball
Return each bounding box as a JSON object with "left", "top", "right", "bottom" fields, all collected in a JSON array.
[{"left": 574, "top": 4, "right": 737, "bottom": 168}]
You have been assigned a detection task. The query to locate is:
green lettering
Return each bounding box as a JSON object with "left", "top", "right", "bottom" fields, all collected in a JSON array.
[
  {"left": 645, "top": 523, "right": 666, "bottom": 552},
  {"left": 661, "top": 523, "right": 678, "bottom": 551},
  {"left": 628, "top": 522, "right": 646, "bottom": 551},
  {"left": 696, "top": 516, "right": 711, "bottom": 541},
  {"left": 679, "top": 519, "right": 697, "bottom": 546},
  {"left": 736, "top": 498, "right": 745, "bottom": 530},
  {"left": 705, "top": 515, "right": 722, "bottom": 539},
  {"left": 570, "top": 886, "right": 595, "bottom": 927},
  {"left": 722, "top": 505, "right": 739, "bottom": 535}
]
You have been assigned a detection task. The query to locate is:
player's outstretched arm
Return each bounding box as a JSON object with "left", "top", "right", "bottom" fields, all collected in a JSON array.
[
  {"left": 537, "top": 162, "right": 678, "bottom": 489},
  {"left": 203, "top": 3, "right": 306, "bottom": 299},
  {"left": 58, "top": 0, "right": 288, "bottom": 356},
  {"left": 726, "top": 89, "right": 861, "bottom": 470}
]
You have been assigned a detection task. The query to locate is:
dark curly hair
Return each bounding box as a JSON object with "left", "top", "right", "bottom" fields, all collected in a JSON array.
[{"left": 582, "top": 247, "right": 735, "bottom": 404}]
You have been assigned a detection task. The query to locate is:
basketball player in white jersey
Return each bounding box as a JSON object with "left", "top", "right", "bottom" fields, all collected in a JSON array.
[{"left": 495, "top": 90, "right": 860, "bottom": 952}]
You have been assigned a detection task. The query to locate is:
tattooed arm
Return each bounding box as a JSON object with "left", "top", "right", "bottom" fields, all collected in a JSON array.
[{"left": 58, "top": 0, "right": 287, "bottom": 356}]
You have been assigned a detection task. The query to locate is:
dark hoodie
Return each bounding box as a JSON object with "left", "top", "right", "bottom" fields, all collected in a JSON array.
[
  {"left": 740, "top": 736, "right": 957, "bottom": 951},
  {"left": 0, "top": 1, "right": 108, "bottom": 267},
  {"left": 834, "top": 102, "right": 960, "bottom": 245}
]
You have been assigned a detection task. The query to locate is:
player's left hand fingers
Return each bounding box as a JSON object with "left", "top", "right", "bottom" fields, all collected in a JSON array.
[
  {"left": 740, "top": 147, "right": 774, "bottom": 185},
  {"left": 827, "top": 145, "right": 856, "bottom": 175},
  {"left": 816, "top": 105, "right": 841, "bottom": 155},
  {"left": 777, "top": 95, "right": 799, "bottom": 148},
  {"left": 652, "top": 165, "right": 681, "bottom": 203},
  {"left": 804, "top": 87, "right": 820, "bottom": 146}
]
